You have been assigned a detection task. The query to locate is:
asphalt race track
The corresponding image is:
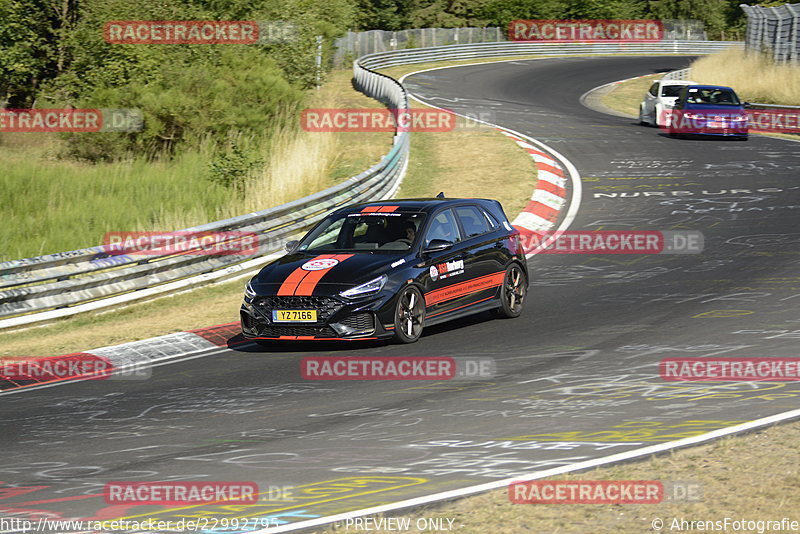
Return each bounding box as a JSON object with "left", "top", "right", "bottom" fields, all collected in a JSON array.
[{"left": 2, "top": 56, "right": 800, "bottom": 532}]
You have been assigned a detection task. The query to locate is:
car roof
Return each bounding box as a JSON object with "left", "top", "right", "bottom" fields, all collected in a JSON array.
[
  {"left": 659, "top": 79, "right": 696, "bottom": 86},
  {"left": 339, "top": 198, "right": 497, "bottom": 214},
  {"left": 683, "top": 84, "right": 737, "bottom": 91}
]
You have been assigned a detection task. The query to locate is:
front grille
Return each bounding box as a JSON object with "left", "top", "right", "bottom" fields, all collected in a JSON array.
[
  {"left": 253, "top": 296, "right": 342, "bottom": 322},
  {"left": 339, "top": 312, "right": 374, "bottom": 331},
  {"left": 256, "top": 325, "right": 339, "bottom": 338}
]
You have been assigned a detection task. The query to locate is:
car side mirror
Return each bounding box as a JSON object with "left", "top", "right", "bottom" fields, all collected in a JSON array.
[
  {"left": 424, "top": 239, "right": 453, "bottom": 253},
  {"left": 285, "top": 240, "right": 299, "bottom": 253},
  {"left": 743, "top": 102, "right": 751, "bottom": 108},
  {"left": 674, "top": 98, "right": 683, "bottom": 108}
]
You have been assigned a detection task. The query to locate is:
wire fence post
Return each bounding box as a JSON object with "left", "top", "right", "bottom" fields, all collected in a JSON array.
[{"left": 741, "top": 2, "right": 800, "bottom": 62}]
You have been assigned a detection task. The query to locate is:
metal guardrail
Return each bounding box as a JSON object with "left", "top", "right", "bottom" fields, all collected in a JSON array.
[
  {"left": 0, "top": 40, "right": 740, "bottom": 330},
  {"left": 333, "top": 21, "right": 711, "bottom": 66},
  {"left": 741, "top": 3, "right": 800, "bottom": 62},
  {"left": 356, "top": 40, "right": 740, "bottom": 70},
  {"left": 661, "top": 68, "right": 692, "bottom": 80}
]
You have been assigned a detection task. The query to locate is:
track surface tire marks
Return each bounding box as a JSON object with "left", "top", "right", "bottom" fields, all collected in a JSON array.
[{"left": 2, "top": 56, "right": 800, "bottom": 529}]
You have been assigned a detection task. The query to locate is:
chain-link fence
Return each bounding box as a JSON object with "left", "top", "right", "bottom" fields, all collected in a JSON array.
[
  {"left": 333, "top": 20, "right": 707, "bottom": 66},
  {"left": 334, "top": 28, "right": 504, "bottom": 66},
  {"left": 741, "top": 3, "right": 800, "bottom": 62}
]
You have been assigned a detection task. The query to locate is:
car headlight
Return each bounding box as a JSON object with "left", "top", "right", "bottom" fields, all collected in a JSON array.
[
  {"left": 244, "top": 279, "right": 257, "bottom": 300},
  {"left": 339, "top": 275, "right": 388, "bottom": 299}
]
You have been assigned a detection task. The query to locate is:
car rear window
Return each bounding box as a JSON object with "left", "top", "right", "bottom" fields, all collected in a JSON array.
[{"left": 686, "top": 88, "right": 741, "bottom": 106}]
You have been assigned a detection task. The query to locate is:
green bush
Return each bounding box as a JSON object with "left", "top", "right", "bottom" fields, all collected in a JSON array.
[
  {"left": 208, "top": 143, "right": 263, "bottom": 191},
  {"left": 62, "top": 47, "right": 303, "bottom": 161}
]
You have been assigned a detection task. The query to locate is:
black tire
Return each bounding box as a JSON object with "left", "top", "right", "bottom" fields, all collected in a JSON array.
[
  {"left": 393, "top": 285, "right": 425, "bottom": 343},
  {"left": 493, "top": 263, "right": 527, "bottom": 319}
]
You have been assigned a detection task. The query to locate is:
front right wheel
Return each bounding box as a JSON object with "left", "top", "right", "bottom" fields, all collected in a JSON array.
[
  {"left": 493, "top": 263, "right": 527, "bottom": 318},
  {"left": 393, "top": 285, "right": 425, "bottom": 343}
]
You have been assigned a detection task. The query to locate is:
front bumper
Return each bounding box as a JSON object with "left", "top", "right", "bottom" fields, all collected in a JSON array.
[{"left": 241, "top": 294, "right": 395, "bottom": 341}]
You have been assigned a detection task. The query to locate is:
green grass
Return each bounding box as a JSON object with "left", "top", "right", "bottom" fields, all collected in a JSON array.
[{"left": 0, "top": 142, "right": 231, "bottom": 261}]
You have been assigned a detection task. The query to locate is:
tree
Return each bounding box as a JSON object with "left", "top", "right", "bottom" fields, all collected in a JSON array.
[
  {"left": 0, "top": 0, "right": 58, "bottom": 106},
  {"left": 648, "top": 0, "right": 728, "bottom": 37}
]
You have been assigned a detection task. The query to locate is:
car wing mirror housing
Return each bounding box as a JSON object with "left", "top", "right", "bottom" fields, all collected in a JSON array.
[
  {"left": 285, "top": 240, "right": 300, "bottom": 253},
  {"left": 423, "top": 239, "right": 453, "bottom": 254}
]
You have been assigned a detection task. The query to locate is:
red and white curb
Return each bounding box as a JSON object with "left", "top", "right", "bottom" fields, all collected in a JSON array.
[
  {"left": 499, "top": 130, "right": 569, "bottom": 237},
  {"left": 0, "top": 322, "right": 241, "bottom": 393}
]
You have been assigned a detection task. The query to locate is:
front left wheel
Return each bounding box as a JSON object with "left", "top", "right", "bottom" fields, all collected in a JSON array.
[
  {"left": 494, "top": 263, "right": 527, "bottom": 318},
  {"left": 393, "top": 285, "right": 425, "bottom": 343}
]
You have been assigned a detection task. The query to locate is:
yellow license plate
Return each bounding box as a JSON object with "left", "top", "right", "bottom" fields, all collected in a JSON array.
[{"left": 272, "top": 309, "right": 317, "bottom": 322}]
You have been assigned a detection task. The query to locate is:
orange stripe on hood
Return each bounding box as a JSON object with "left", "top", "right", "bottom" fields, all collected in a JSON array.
[
  {"left": 276, "top": 254, "right": 336, "bottom": 296},
  {"left": 294, "top": 254, "right": 354, "bottom": 296}
]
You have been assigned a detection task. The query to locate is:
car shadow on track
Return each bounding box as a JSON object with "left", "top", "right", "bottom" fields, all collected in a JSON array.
[
  {"left": 655, "top": 132, "right": 748, "bottom": 141},
  {"left": 225, "top": 311, "right": 500, "bottom": 353}
]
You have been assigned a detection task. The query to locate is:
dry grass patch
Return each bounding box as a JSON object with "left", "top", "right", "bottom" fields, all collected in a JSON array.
[
  {"left": 690, "top": 48, "right": 800, "bottom": 106},
  {"left": 601, "top": 74, "right": 660, "bottom": 117},
  {"left": 317, "top": 420, "right": 800, "bottom": 533},
  {"left": 400, "top": 121, "right": 534, "bottom": 218}
]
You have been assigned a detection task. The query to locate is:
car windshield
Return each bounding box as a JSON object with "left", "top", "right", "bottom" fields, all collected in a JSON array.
[
  {"left": 298, "top": 211, "right": 426, "bottom": 252},
  {"left": 661, "top": 85, "right": 685, "bottom": 97},
  {"left": 685, "top": 88, "right": 741, "bottom": 106}
]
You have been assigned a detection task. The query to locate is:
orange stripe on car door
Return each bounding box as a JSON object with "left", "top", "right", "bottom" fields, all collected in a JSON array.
[{"left": 424, "top": 271, "right": 505, "bottom": 306}]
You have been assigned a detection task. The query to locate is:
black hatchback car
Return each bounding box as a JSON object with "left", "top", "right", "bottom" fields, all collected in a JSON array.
[{"left": 240, "top": 197, "right": 528, "bottom": 343}]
